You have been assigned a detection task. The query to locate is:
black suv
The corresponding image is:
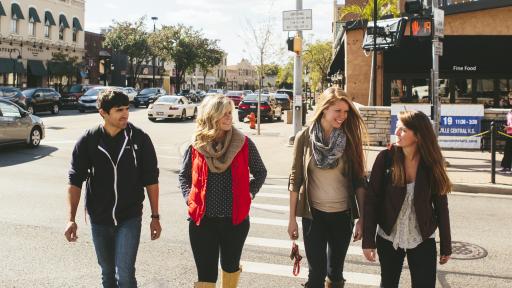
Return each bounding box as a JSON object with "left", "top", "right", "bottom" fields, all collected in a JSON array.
[
  {"left": 22, "top": 88, "right": 62, "bottom": 115},
  {"left": 238, "top": 93, "right": 282, "bottom": 122},
  {"left": 133, "top": 88, "right": 166, "bottom": 107},
  {"left": 0, "top": 86, "right": 26, "bottom": 109}
]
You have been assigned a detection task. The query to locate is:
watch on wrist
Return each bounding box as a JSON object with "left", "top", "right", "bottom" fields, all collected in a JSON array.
[{"left": 151, "top": 214, "right": 160, "bottom": 220}]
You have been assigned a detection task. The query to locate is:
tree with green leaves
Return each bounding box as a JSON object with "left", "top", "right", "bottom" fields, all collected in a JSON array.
[
  {"left": 149, "top": 24, "right": 204, "bottom": 93},
  {"left": 339, "top": 0, "right": 399, "bottom": 22},
  {"left": 303, "top": 40, "right": 333, "bottom": 91},
  {"left": 50, "top": 52, "right": 81, "bottom": 86},
  {"left": 276, "top": 59, "right": 293, "bottom": 89},
  {"left": 196, "top": 39, "right": 224, "bottom": 90},
  {"left": 103, "top": 17, "right": 152, "bottom": 87}
]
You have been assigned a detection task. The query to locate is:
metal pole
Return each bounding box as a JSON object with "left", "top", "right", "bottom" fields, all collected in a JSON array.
[
  {"left": 432, "top": 0, "right": 441, "bottom": 137},
  {"left": 289, "top": 0, "right": 303, "bottom": 144},
  {"left": 151, "top": 17, "right": 158, "bottom": 88},
  {"left": 372, "top": 0, "right": 377, "bottom": 106},
  {"left": 491, "top": 121, "right": 496, "bottom": 184}
]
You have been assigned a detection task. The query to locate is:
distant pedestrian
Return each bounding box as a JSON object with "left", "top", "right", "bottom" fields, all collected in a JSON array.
[
  {"left": 363, "top": 110, "right": 452, "bottom": 288},
  {"left": 179, "top": 95, "right": 267, "bottom": 288},
  {"left": 499, "top": 93, "right": 512, "bottom": 174},
  {"left": 288, "top": 87, "right": 368, "bottom": 288},
  {"left": 64, "top": 89, "right": 161, "bottom": 287}
]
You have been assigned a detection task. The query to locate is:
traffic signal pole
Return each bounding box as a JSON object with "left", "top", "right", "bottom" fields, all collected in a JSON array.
[
  {"left": 432, "top": 1, "right": 442, "bottom": 137},
  {"left": 291, "top": 0, "right": 303, "bottom": 144}
]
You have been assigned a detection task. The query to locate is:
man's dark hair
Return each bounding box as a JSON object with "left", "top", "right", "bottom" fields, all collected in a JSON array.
[{"left": 97, "top": 90, "right": 129, "bottom": 113}]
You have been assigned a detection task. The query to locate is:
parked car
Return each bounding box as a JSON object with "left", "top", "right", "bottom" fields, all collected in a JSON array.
[
  {"left": 133, "top": 88, "right": 167, "bottom": 107},
  {"left": 122, "top": 87, "right": 138, "bottom": 102},
  {"left": 61, "top": 84, "right": 100, "bottom": 107},
  {"left": 0, "top": 98, "right": 45, "bottom": 148},
  {"left": 206, "top": 88, "right": 225, "bottom": 96},
  {"left": 0, "top": 86, "right": 26, "bottom": 109},
  {"left": 274, "top": 93, "right": 291, "bottom": 110},
  {"left": 243, "top": 90, "right": 253, "bottom": 95},
  {"left": 77, "top": 86, "right": 123, "bottom": 113},
  {"left": 147, "top": 95, "right": 198, "bottom": 121},
  {"left": 238, "top": 93, "right": 282, "bottom": 122},
  {"left": 22, "top": 88, "right": 62, "bottom": 115},
  {"left": 276, "top": 89, "right": 293, "bottom": 101},
  {"left": 225, "top": 91, "right": 246, "bottom": 107}
]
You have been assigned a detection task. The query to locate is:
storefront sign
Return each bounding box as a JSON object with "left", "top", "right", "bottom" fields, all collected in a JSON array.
[
  {"left": 391, "top": 104, "right": 484, "bottom": 149},
  {"left": 452, "top": 65, "right": 477, "bottom": 72}
]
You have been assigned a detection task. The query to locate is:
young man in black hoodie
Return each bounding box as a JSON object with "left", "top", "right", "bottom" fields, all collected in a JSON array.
[{"left": 64, "top": 89, "right": 161, "bottom": 287}]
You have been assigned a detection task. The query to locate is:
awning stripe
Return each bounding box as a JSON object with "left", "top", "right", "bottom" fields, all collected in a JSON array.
[
  {"left": 72, "top": 17, "right": 82, "bottom": 31},
  {"left": 28, "top": 60, "right": 47, "bottom": 76},
  {"left": 11, "top": 3, "right": 24, "bottom": 20},
  {"left": 28, "top": 7, "right": 41, "bottom": 23},
  {"left": 44, "top": 11, "right": 56, "bottom": 26},
  {"left": 0, "top": 2, "right": 6, "bottom": 17},
  {"left": 59, "top": 14, "right": 70, "bottom": 29}
]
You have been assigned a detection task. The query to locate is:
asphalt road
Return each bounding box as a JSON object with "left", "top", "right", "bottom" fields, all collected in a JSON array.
[{"left": 1, "top": 107, "right": 511, "bottom": 287}]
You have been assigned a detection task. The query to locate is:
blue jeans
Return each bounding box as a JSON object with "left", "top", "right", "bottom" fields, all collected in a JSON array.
[{"left": 91, "top": 216, "right": 142, "bottom": 288}]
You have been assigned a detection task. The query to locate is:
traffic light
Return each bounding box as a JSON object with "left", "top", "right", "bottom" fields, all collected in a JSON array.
[
  {"left": 287, "top": 37, "right": 294, "bottom": 51},
  {"left": 286, "top": 36, "right": 302, "bottom": 53}
]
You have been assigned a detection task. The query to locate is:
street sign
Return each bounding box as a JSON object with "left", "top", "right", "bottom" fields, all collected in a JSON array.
[
  {"left": 433, "top": 7, "right": 444, "bottom": 37},
  {"left": 283, "top": 9, "right": 312, "bottom": 31},
  {"left": 434, "top": 40, "right": 443, "bottom": 56}
]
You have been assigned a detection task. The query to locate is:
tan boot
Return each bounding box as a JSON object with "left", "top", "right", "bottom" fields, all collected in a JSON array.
[
  {"left": 325, "top": 278, "right": 345, "bottom": 288},
  {"left": 221, "top": 266, "right": 242, "bottom": 288},
  {"left": 194, "top": 282, "right": 216, "bottom": 288}
]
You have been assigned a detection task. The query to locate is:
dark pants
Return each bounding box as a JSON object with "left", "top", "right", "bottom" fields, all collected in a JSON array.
[
  {"left": 501, "top": 137, "right": 512, "bottom": 169},
  {"left": 376, "top": 235, "right": 437, "bottom": 288},
  {"left": 189, "top": 217, "right": 250, "bottom": 282},
  {"left": 302, "top": 208, "right": 353, "bottom": 288},
  {"left": 91, "top": 216, "right": 142, "bottom": 288}
]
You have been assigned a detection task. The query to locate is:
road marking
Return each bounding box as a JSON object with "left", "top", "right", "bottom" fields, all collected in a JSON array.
[
  {"left": 257, "top": 193, "right": 288, "bottom": 199},
  {"left": 250, "top": 217, "right": 302, "bottom": 228},
  {"left": 252, "top": 203, "right": 288, "bottom": 212},
  {"left": 240, "top": 261, "right": 380, "bottom": 286},
  {"left": 451, "top": 191, "right": 512, "bottom": 199},
  {"left": 262, "top": 184, "right": 288, "bottom": 190},
  {"left": 245, "top": 237, "right": 361, "bottom": 256}
]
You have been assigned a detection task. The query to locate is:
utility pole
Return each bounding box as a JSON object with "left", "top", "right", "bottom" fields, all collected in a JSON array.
[
  {"left": 151, "top": 16, "right": 158, "bottom": 88},
  {"left": 372, "top": 0, "right": 378, "bottom": 106},
  {"left": 432, "top": 1, "right": 444, "bottom": 137},
  {"left": 291, "top": 0, "right": 303, "bottom": 143}
]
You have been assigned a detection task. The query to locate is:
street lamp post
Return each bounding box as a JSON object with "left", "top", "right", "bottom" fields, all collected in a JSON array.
[
  {"left": 9, "top": 49, "right": 22, "bottom": 88},
  {"left": 151, "top": 16, "right": 158, "bottom": 88}
]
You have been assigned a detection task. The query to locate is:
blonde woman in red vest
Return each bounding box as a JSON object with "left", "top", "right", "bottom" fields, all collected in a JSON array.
[
  {"left": 288, "top": 87, "right": 368, "bottom": 288},
  {"left": 179, "top": 95, "right": 267, "bottom": 288}
]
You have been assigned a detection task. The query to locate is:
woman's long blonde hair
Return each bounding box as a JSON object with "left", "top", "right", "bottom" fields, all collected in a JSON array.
[
  {"left": 391, "top": 110, "right": 452, "bottom": 195},
  {"left": 310, "top": 87, "right": 368, "bottom": 178},
  {"left": 193, "top": 95, "right": 235, "bottom": 148}
]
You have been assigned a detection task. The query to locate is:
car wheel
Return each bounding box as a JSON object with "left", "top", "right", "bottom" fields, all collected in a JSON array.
[
  {"left": 28, "top": 127, "right": 42, "bottom": 148},
  {"left": 27, "top": 105, "right": 34, "bottom": 115},
  {"left": 148, "top": 117, "right": 157, "bottom": 122},
  {"left": 192, "top": 108, "right": 198, "bottom": 119},
  {"left": 181, "top": 109, "right": 187, "bottom": 121},
  {"left": 51, "top": 103, "right": 60, "bottom": 114}
]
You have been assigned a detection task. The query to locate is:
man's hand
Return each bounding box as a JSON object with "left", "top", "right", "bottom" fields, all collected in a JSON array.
[
  {"left": 353, "top": 219, "right": 363, "bottom": 242},
  {"left": 363, "top": 248, "right": 376, "bottom": 262},
  {"left": 440, "top": 255, "right": 450, "bottom": 265},
  {"left": 150, "top": 219, "right": 162, "bottom": 240},
  {"left": 64, "top": 221, "right": 78, "bottom": 242},
  {"left": 288, "top": 219, "right": 299, "bottom": 240}
]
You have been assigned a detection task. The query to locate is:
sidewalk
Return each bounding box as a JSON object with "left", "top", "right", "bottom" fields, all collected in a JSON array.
[{"left": 234, "top": 114, "right": 512, "bottom": 195}]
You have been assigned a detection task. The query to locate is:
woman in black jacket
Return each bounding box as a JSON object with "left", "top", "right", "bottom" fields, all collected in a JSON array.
[{"left": 363, "top": 110, "right": 452, "bottom": 288}]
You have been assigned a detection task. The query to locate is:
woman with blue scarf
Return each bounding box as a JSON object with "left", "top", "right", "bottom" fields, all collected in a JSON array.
[{"left": 288, "top": 87, "right": 368, "bottom": 288}]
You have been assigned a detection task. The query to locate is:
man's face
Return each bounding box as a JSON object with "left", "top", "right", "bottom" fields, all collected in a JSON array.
[{"left": 100, "top": 106, "right": 129, "bottom": 130}]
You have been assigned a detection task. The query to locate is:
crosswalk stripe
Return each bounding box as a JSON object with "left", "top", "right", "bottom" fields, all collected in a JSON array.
[
  {"left": 245, "top": 237, "right": 361, "bottom": 256},
  {"left": 257, "top": 192, "right": 289, "bottom": 199},
  {"left": 252, "top": 203, "right": 289, "bottom": 212},
  {"left": 261, "top": 184, "right": 288, "bottom": 190},
  {"left": 250, "top": 217, "right": 302, "bottom": 228},
  {"left": 240, "top": 261, "right": 380, "bottom": 286}
]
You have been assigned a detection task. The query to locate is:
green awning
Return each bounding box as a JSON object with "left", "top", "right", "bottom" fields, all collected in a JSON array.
[
  {"left": 44, "top": 11, "right": 55, "bottom": 26},
  {"left": 0, "top": 2, "right": 6, "bottom": 17},
  {"left": 72, "top": 17, "right": 82, "bottom": 31},
  {"left": 47, "top": 61, "right": 72, "bottom": 75},
  {"left": 28, "top": 7, "right": 40, "bottom": 23},
  {"left": 0, "top": 58, "right": 25, "bottom": 74},
  {"left": 11, "top": 3, "right": 24, "bottom": 20},
  {"left": 59, "top": 14, "right": 69, "bottom": 29},
  {"left": 28, "top": 60, "right": 46, "bottom": 76}
]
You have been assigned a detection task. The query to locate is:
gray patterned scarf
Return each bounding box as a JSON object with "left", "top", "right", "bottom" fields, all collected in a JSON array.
[{"left": 310, "top": 120, "right": 347, "bottom": 169}]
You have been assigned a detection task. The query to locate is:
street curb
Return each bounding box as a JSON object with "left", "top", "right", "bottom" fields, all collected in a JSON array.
[{"left": 452, "top": 183, "right": 512, "bottom": 195}]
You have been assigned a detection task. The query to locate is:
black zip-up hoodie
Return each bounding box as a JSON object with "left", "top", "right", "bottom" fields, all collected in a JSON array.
[{"left": 69, "top": 123, "right": 159, "bottom": 225}]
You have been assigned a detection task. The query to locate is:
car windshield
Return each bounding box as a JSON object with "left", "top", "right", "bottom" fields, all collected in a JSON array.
[
  {"left": 275, "top": 94, "right": 289, "bottom": 99},
  {"left": 207, "top": 89, "right": 220, "bottom": 93},
  {"left": 84, "top": 88, "right": 105, "bottom": 96},
  {"left": 156, "top": 97, "right": 178, "bottom": 104},
  {"left": 226, "top": 91, "right": 243, "bottom": 96},
  {"left": 69, "top": 85, "right": 82, "bottom": 93},
  {"left": 22, "top": 89, "right": 36, "bottom": 97},
  {"left": 140, "top": 88, "right": 157, "bottom": 95},
  {"left": 243, "top": 94, "right": 269, "bottom": 102}
]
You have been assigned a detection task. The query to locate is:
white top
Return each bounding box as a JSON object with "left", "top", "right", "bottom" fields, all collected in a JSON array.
[{"left": 378, "top": 182, "right": 435, "bottom": 250}]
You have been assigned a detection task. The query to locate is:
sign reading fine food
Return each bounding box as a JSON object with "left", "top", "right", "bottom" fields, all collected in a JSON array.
[{"left": 390, "top": 104, "right": 484, "bottom": 149}]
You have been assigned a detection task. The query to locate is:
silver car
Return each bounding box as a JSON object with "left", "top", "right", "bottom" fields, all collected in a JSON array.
[{"left": 0, "top": 99, "right": 45, "bottom": 148}]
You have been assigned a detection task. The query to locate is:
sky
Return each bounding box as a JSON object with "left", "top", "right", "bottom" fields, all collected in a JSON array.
[{"left": 84, "top": 0, "right": 341, "bottom": 65}]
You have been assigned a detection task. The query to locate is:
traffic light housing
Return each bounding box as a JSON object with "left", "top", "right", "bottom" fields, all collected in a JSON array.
[
  {"left": 405, "top": 0, "right": 424, "bottom": 15},
  {"left": 287, "top": 36, "right": 302, "bottom": 53}
]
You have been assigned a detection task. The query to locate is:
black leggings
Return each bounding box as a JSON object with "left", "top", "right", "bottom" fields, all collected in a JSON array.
[
  {"left": 501, "top": 137, "right": 512, "bottom": 169},
  {"left": 189, "top": 217, "right": 250, "bottom": 282},
  {"left": 376, "top": 235, "right": 437, "bottom": 288},
  {"left": 302, "top": 208, "right": 353, "bottom": 288}
]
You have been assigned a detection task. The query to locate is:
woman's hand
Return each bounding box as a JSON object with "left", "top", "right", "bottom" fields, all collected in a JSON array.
[
  {"left": 353, "top": 219, "right": 363, "bottom": 242},
  {"left": 439, "top": 255, "right": 450, "bottom": 265},
  {"left": 363, "top": 249, "right": 376, "bottom": 262},
  {"left": 288, "top": 219, "right": 299, "bottom": 240}
]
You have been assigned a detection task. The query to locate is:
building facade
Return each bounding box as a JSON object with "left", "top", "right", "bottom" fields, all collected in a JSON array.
[
  {"left": 226, "top": 58, "right": 258, "bottom": 91},
  {"left": 329, "top": 0, "right": 512, "bottom": 108},
  {"left": 0, "top": 0, "right": 85, "bottom": 89}
]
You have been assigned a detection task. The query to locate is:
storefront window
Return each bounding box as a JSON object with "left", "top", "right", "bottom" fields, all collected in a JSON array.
[
  {"left": 44, "top": 24, "right": 50, "bottom": 38},
  {"left": 477, "top": 79, "right": 494, "bottom": 92},
  {"left": 499, "top": 79, "right": 512, "bottom": 92},
  {"left": 29, "top": 22, "right": 36, "bottom": 37},
  {"left": 72, "top": 29, "right": 77, "bottom": 42},
  {"left": 59, "top": 26, "right": 65, "bottom": 40},
  {"left": 11, "top": 19, "right": 18, "bottom": 34}
]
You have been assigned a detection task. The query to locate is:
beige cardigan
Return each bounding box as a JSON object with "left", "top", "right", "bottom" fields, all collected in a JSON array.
[{"left": 288, "top": 128, "right": 366, "bottom": 219}]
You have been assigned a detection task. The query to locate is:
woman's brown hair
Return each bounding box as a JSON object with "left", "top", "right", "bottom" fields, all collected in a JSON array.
[
  {"left": 310, "top": 87, "right": 368, "bottom": 178},
  {"left": 391, "top": 110, "right": 452, "bottom": 195}
]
